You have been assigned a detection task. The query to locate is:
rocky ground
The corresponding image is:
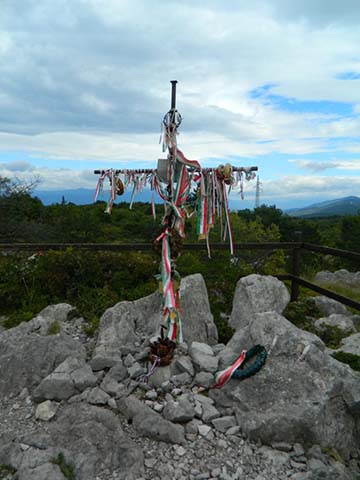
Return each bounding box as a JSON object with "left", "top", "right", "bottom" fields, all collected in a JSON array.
[{"left": 1, "top": 273, "right": 360, "bottom": 480}]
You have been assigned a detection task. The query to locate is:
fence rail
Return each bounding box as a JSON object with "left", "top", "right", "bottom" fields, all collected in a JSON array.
[{"left": 1, "top": 241, "right": 359, "bottom": 311}]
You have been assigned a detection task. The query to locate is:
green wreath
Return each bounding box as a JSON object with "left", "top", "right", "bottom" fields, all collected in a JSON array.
[{"left": 232, "top": 344, "right": 267, "bottom": 381}]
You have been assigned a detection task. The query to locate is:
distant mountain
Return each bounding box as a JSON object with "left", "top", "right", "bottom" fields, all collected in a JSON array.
[
  {"left": 286, "top": 196, "right": 360, "bottom": 218},
  {"left": 32, "top": 188, "right": 256, "bottom": 210},
  {"left": 33, "top": 188, "right": 155, "bottom": 205}
]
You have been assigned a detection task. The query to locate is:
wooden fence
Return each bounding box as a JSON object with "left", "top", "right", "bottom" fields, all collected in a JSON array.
[{"left": 1, "top": 241, "right": 360, "bottom": 311}]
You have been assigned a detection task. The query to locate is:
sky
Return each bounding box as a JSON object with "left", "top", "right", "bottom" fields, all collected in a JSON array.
[{"left": 0, "top": 0, "right": 360, "bottom": 209}]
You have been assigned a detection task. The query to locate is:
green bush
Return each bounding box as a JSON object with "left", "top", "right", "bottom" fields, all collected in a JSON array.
[
  {"left": 332, "top": 351, "right": 360, "bottom": 372},
  {"left": 283, "top": 298, "right": 322, "bottom": 333}
]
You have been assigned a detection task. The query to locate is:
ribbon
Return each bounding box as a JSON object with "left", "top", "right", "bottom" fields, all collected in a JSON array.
[{"left": 213, "top": 350, "right": 247, "bottom": 388}]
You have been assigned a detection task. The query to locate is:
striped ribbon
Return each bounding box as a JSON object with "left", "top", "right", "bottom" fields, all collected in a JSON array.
[{"left": 213, "top": 350, "right": 247, "bottom": 388}]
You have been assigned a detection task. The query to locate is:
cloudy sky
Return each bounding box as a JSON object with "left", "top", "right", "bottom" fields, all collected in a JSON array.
[{"left": 1, "top": 0, "right": 360, "bottom": 208}]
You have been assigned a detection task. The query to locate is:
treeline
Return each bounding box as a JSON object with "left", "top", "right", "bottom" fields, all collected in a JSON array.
[{"left": 1, "top": 178, "right": 359, "bottom": 340}]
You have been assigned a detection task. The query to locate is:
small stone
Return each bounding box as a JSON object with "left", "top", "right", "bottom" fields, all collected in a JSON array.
[
  {"left": 194, "top": 372, "right": 214, "bottom": 389},
  {"left": 107, "top": 397, "right": 117, "bottom": 409},
  {"left": 87, "top": 387, "right": 111, "bottom": 405},
  {"left": 211, "top": 416, "right": 237, "bottom": 433},
  {"left": 144, "top": 458, "right": 157, "bottom": 468},
  {"left": 171, "top": 388, "right": 183, "bottom": 396},
  {"left": 153, "top": 402, "right": 164, "bottom": 413},
  {"left": 20, "top": 443, "right": 30, "bottom": 451},
  {"left": 272, "top": 441, "right": 293, "bottom": 452},
  {"left": 211, "top": 468, "right": 221, "bottom": 478},
  {"left": 225, "top": 426, "right": 241, "bottom": 436},
  {"left": 194, "top": 401, "right": 202, "bottom": 418},
  {"left": 175, "top": 356, "right": 195, "bottom": 376},
  {"left": 127, "top": 362, "right": 144, "bottom": 379},
  {"left": 201, "top": 403, "right": 220, "bottom": 423},
  {"left": 185, "top": 418, "right": 202, "bottom": 434},
  {"left": 175, "top": 446, "right": 186, "bottom": 457},
  {"left": 198, "top": 424, "right": 212, "bottom": 437},
  {"left": 290, "top": 459, "right": 307, "bottom": 471},
  {"left": 124, "top": 353, "right": 136, "bottom": 367},
  {"left": 145, "top": 390, "right": 158, "bottom": 400},
  {"left": 35, "top": 400, "right": 59, "bottom": 421},
  {"left": 19, "top": 387, "right": 29, "bottom": 399},
  {"left": 293, "top": 443, "right": 305, "bottom": 457}
]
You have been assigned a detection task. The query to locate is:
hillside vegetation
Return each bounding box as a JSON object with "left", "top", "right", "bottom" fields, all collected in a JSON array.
[{"left": 1, "top": 176, "right": 359, "bottom": 339}]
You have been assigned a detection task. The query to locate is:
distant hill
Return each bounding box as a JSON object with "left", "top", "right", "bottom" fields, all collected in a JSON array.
[
  {"left": 33, "top": 188, "right": 154, "bottom": 205},
  {"left": 286, "top": 196, "right": 360, "bottom": 218},
  {"left": 32, "top": 188, "right": 255, "bottom": 210}
]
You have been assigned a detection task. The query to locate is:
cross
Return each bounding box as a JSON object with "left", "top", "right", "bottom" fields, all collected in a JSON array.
[{"left": 94, "top": 81, "right": 257, "bottom": 344}]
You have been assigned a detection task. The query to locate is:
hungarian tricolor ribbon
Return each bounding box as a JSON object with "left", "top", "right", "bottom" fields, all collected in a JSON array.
[{"left": 213, "top": 350, "right": 247, "bottom": 388}]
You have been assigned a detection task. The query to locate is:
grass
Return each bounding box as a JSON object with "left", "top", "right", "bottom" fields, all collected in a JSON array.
[
  {"left": 332, "top": 351, "right": 360, "bottom": 372},
  {"left": 0, "top": 464, "right": 17, "bottom": 476},
  {"left": 47, "top": 320, "right": 61, "bottom": 335},
  {"left": 51, "top": 453, "right": 75, "bottom": 480}
]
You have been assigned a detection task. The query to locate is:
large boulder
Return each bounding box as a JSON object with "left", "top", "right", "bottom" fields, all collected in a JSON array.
[
  {"left": 313, "top": 296, "right": 350, "bottom": 317},
  {"left": 210, "top": 311, "right": 360, "bottom": 458},
  {"left": 0, "top": 403, "right": 144, "bottom": 480},
  {"left": 91, "top": 274, "right": 217, "bottom": 367},
  {"left": 0, "top": 325, "right": 85, "bottom": 398},
  {"left": 314, "top": 269, "right": 360, "bottom": 287},
  {"left": 337, "top": 333, "right": 360, "bottom": 356},
  {"left": 314, "top": 314, "right": 359, "bottom": 334},
  {"left": 229, "top": 274, "right": 290, "bottom": 330}
]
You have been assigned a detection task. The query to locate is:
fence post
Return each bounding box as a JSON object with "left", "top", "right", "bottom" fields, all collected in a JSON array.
[{"left": 291, "top": 231, "right": 302, "bottom": 302}]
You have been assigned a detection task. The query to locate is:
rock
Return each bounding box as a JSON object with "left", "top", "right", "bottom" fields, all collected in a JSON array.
[
  {"left": 313, "top": 296, "right": 349, "bottom": 317},
  {"left": 179, "top": 274, "right": 218, "bottom": 345},
  {"left": 1, "top": 404, "right": 144, "bottom": 480},
  {"left": 86, "top": 387, "right": 111, "bottom": 405},
  {"left": 198, "top": 424, "right": 212, "bottom": 437},
  {"left": 186, "top": 418, "right": 202, "bottom": 434},
  {"left": 0, "top": 326, "right": 85, "bottom": 398},
  {"left": 100, "top": 362, "right": 128, "bottom": 397},
  {"left": 127, "top": 362, "right": 144, "bottom": 379},
  {"left": 118, "top": 395, "right": 185, "bottom": 444},
  {"left": 229, "top": 274, "right": 290, "bottom": 330},
  {"left": 33, "top": 356, "right": 97, "bottom": 402},
  {"left": 148, "top": 365, "right": 172, "bottom": 388},
  {"left": 201, "top": 403, "right": 221, "bottom": 423},
  {"left": 124, "top": 353, "right": 136, "bottom": 367},
  {"left": 174, "top": 356, "right": 195, "bottom": 377},
  {"left": 271, "top": 441, "right": 293, "bottom": 452},
  {"left": 314, "top": 269, "right": 360, "bottom": 287},
  {"left": 163, "top": 394, "right": 196, "bottom": 422},
  {"left": 19, "top": 462, "right": 67, "bottom": 480},
  {"left": 94, "top": 275, "right": 217, "bottom": 351},
  {"left": 90, "top": 301, "right": 141, "bottom": 370},
  {"left": 210, "top": 310, "right": 360, "bottom": 459},
  {"left": 193, "top": 372, "right": 215, "bottom": 388},
  {"left": 189, "top": 342, "right": 218, "bottom": 373},
  {"left": 211, "top": 416, "right": 237, "bottom": 432},
  {"left": 314, "top": 314, "right": 357, "bottom": 334},
  {"left": 35, "top": 400, "right": 59, "bottom": 421},
  {"left": 337, "top": 333, "right": 360, "bottom": 356},
  {"left": 171, "top": 372, "right": 192, "bottom": 386},
  {"left": 145, "top": 390, "right": 158, "bottom": 400}
]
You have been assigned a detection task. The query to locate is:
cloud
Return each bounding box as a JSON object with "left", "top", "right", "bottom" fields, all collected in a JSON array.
[
  {"left": 1, "top": 160, "right": 35, "bottom": 172},
  {"left": 291, "top": 159, "right": 360, "bottom": 172},
  {"left": 261, "top": 175, "right": 360, "bottom": 199},
  {"left": 0, "top": 0, "right": 360, "bottom": 202}
]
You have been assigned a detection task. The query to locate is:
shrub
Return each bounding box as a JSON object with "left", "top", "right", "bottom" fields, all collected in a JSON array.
[{"left": 332, "top": 351, "right": 360, "bottom": 372}]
